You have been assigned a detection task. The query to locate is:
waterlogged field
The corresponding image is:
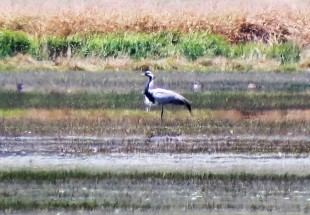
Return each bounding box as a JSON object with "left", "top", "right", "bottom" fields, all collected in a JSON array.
[
  {"left": 0, "top": 71, "right": 310, "bottom": 214},
  {"left": 1, "top": 0, "right": 310, "bottom": 214}
]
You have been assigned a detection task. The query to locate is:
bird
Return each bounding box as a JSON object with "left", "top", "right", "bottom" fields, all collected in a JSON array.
[
  {"left": 16, "top": 83, "right": 24, "bottom": 92},
  {"left": 143, "top": 75, "right": 155, "bottom": 112},
  {"left": 193, "top": 81, "right": 202, "bottom": 93},
  {"left": 142, "top": 70, "right": 192, "bottom": 121},
  {"left": 247, "top": 82, "right": 261, "bottom": 91}
]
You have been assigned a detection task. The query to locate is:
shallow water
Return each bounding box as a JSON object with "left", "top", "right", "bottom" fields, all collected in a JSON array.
[
  {"left": 1, "top": 135, "right": 310, "bottom": 214},
  {"left": 1, "top": 152, "right": 310, "bottom": 175}
]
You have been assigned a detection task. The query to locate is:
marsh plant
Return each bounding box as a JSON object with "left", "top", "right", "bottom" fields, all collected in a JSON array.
[
  {"left": 0, "top": 31, "right": 302, "bottom": 63},
  {"left": 0, "top": 0, "right": 308, "bottom": 72}
]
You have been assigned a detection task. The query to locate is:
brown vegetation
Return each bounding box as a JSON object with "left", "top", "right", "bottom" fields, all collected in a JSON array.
[
  {"left": 0, "top": 54, "right": 284, "bottom": 72},
  {"left": 0, "top": 0, "right": 310, "bottom": 46},
  {"left": 3, "top": 109, "right": 310, "bottom": 137}
]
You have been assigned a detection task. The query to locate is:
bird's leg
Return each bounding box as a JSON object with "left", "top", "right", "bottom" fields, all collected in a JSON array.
[{"left": 161, "top": 105, "right": 164, "bottom": 122}]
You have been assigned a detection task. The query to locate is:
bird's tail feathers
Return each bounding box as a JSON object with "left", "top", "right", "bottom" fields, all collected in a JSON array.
[
  {"left": 182, "top": 98, "right": 192, "bottom": 113},
  {"left": 185, "top": 100, "right": 192, "bottom": 113},
  {"left": 171, "top": 97, "right": 192, "bottom": 113}
]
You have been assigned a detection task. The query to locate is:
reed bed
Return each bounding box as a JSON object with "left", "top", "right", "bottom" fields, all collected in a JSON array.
[
  {"left": 0, "top": 0, "right": 309, "bottom": 72},
  {"left": 0, "top": 0, "right": 309, "bottom": 46},
  {"left": 0, "top": 30, "right": 301, "bottom": 63}
]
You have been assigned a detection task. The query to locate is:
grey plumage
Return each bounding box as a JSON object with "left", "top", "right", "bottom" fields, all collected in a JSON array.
[{"left": 142, "top": 70, "right": 191, "bottom": 120}]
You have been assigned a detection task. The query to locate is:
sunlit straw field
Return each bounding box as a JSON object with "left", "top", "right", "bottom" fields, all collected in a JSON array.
[
  {"left": 0, "top": 0, "right": 310, "bottom": 72},
  {"left": 0, "top": 0, "right": 309, "bottom": 45}
]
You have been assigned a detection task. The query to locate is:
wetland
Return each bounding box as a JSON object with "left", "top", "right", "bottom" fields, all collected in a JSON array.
[
  {"left": 2, "top": 0, "right": 310, "bottom": 213},
  {"left": 1, "top": 71, "right": 310, "bottom": 214}
]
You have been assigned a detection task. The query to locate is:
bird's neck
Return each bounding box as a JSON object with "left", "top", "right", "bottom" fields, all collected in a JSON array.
[
  {"left": 145, "top": 76, "right": 153, "bottom": 91},
  {"left": 144, "top": 76, "right": 155, "bottom": 104}
]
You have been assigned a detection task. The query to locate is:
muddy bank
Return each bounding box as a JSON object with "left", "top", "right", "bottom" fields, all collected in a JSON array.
[{"left": 1, "top": 135, "right": 310, "bottom": 154}]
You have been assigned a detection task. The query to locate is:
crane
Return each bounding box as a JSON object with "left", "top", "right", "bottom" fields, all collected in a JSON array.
[
  {"left": 142, "top": 70, "right": 191, "bottom": 121},
  {"left": 143, "top": 75, "right": 155, "bottom": 112}
]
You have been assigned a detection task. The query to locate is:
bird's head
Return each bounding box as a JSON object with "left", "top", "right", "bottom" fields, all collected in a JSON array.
[{"left": 142, "top": 70, "right": 154, "bottom": 79}]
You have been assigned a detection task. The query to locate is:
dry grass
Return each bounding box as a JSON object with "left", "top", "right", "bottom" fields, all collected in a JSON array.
[
  {"left": 0, "top": 0, "right": 310, "bottom": 46},
  {"left": 0, "top": 54, "right": 135, "bottom": 72},
  {"left": 3, "top": 108, "right": 310, "bottom": 137},
  {"left": 0, "top": 54, "right": 291, "bottom": 72}
]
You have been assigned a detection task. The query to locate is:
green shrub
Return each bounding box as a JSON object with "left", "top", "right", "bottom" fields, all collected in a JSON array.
[
  {"left": 45, "top": 37, "right": 68, "bottom": 59},
  {"left": 0, "top": 30, "right": 31, "bottom": 57},
  {"left": 28, "top": 39, "right": 42, "bottom": 60},
  {"left": 228, "top": 43, "right": 267, "bottom": 59},
  {"left": 0, "top": 30, "right": 304, "bottom": 65},
  {"left": 180, "top": 33, "right": 229, "bottom": 60},
  {"left": 78, "top": 32, "right": 175, "bottom": 59},
  {"left": 267, "top": 43, "right": 301, "bottom": 64}
]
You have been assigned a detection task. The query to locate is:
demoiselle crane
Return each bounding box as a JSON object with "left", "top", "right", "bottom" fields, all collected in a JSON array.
[
  {"left": 144, "top": 75, "right": 155, "bottom": 111},
  {"left": 142, "top": 70, "right": 191, "bottom": 121}
]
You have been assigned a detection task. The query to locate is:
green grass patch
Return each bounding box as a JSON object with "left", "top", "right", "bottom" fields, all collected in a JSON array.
[
  {"left": 0, "top": 30, "right": 31, "bottom": 57},
  {"left": 0, "top": 109, "right": 25, "bottom": 117},
  {"left": 0, "top": 91, "right": 139, "bottom": 109},
  {"left": 0, "top": 170, "right": 307, "bottom": 211},
  {"left": 267, "top": 42, "right": 301, "bottom": 64},
  {"left": 0, "top": 169, "right": 307, "bottom": 182},
  {"left": 0, "top": 30, "right": 302, "bottom": 65},
  {"left": 2, "top": 90, "right": 310, "bottom": 110},
  {"left": 194, "top": 91, "right": 310, "bottom": 110},
  {"left": 180, "top": 33, "right": 229, "bottom": 60},
  {"left": 0, "top": 199, "right": 149, "bottom": 211},
  {"left": 0, "top": 199, "right": 96, "bottom": 211},
  {"left": 2, "top": 111, "right": 310, "bottom": 139}
]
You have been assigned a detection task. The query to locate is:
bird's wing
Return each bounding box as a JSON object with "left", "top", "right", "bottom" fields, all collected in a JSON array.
[
  {"left": 148, "top": 88, "right": 192, "bottom": 113},
  {"left": 149, "top": 88, "right": 187, "bottom": 104}
]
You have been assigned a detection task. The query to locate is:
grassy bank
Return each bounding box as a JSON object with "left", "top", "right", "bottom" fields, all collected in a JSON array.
[
  {"left": 0, "top": 31, "right": 304, "bottom": 72},
  {"left": 0, "top": 30, "right": 301, "bottom": 62}
]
